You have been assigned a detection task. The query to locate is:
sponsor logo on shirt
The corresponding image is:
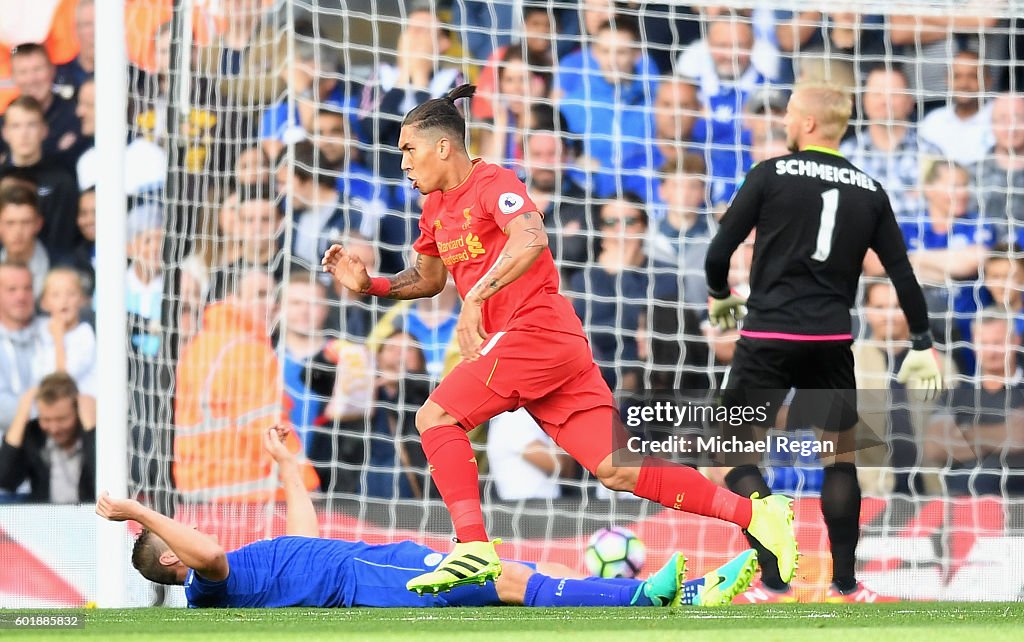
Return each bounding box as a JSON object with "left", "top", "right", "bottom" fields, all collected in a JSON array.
[
  {"left": 466, "top": 233, "right": 485, "bottom": 257},
  {"left": 713, "top": 104, "right": 735, "bottom": 122},
  {"left": 498, "top": 192, "right": 525, "bottom": 215},
  {"left": 437, "top": 232, "right": 486, "bottom": 266}
]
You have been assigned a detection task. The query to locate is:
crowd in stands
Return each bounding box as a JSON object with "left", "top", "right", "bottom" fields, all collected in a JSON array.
[{"left": 1, "top": 0, "right": 1024, "bottom": 505}]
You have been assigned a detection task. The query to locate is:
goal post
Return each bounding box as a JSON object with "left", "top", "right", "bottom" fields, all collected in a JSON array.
[{"left": 94, "top": 0, "right": 130, "bottom": 609}]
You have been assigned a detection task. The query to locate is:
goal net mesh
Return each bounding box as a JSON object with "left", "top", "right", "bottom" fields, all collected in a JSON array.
[{"left": 120, "top": 0, "right": 1024, "bottom": 602}]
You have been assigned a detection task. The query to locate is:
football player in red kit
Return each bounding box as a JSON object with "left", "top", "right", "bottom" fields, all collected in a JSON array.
[{"left": 322, "top": 84, "right": 797, "bottom": 595}]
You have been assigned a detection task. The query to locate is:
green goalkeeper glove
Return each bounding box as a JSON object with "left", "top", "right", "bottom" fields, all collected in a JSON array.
[
  {"left": 896, "top": 348, "right": 943, "bottom": 401},
  {"left": 708, "top": 291, "right": 747, "bottom": 330}
]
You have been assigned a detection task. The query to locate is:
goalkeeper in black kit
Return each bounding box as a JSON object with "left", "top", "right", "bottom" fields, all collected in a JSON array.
[{"left": 704, "top": 82, "right": 942, "bottom": 603}]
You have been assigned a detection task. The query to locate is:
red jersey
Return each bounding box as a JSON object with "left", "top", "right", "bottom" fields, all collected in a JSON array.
[{"left": 412, "top": 159, "right": 585, "bottom": 338}]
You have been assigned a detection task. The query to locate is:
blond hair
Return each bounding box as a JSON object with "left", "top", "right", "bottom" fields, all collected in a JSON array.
[
  {"left": 793, "top": 82, "right": 852, "bottom": 141},
  {"left": 41, "top": 267, "right": 85, "bottom": 299}
]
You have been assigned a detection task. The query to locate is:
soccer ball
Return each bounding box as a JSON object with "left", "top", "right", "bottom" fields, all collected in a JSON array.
[{"left": 584, "top": 526, "right": 646, "bottom": 578}]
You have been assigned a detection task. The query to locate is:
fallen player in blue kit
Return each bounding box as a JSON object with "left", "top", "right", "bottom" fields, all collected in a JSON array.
[{"left": 95, "top": 426, "right": 757, "bottom": 609}]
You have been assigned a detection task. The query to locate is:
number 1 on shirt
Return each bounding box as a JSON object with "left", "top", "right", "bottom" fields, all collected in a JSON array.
[{"left": 811, "top": 188, "right": 840, "bottom": 262}]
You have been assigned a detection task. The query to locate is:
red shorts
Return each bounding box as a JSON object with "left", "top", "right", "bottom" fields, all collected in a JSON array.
[{"left": 430, "top": 329, "right": 614, "bottom": 429}]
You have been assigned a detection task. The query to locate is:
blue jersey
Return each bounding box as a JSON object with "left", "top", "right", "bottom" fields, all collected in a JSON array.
[
  {"left": 184, "top": 537, "right": 515, "bottom": 609},
  {"left": 899, "top": 212, "right": 996, "bottom": 317},
  {"left": 898, "top": 212, "right": 995, "bottom": 253},
  {"left": 281, "top": 351, "right": 325, "bottom": 454}
]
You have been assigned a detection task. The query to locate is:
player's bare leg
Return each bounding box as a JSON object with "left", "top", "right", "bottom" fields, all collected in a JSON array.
[
  {"left": 406, "top": 400, "right": 502, "bottom": 594},
  {"left": 494, "top": 562, "right": 537, "bottom": 605}
]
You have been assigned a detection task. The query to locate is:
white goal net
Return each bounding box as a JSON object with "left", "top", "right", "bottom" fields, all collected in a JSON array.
[{"left": 106, "top": 0, "right": 1024, "bottom": 604}]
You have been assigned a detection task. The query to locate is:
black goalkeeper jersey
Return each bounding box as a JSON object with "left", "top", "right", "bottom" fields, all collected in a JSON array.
[{"left": 705, "top": 147, "right": 930, "bottom": 337}]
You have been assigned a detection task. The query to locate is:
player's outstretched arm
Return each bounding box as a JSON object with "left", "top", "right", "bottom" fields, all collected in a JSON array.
[
  {"left": 263, "top": 425, "right": 319, "bottom": 538},
  {"left": 95, "top": 492, "right": 229, "bottom": 581},
  {"left": 456, "top": 212, "right": 548, "bottom": 360},
  {"left": 382, "top": 252, "right": 449, "bottom": 300},
  {"left": 322, "top": 245, "right": 448, "bottom": 300}
]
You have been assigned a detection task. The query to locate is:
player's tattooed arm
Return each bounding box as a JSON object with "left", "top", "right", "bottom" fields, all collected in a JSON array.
[
  {"left": 466, "top": 211, "right": 548, "bottom": 304},
  {"left": 322, "top": 244, "right": 447, "bottom": 300},
  {"left": 384, "top": 253, "right": 449, "bottom": 300}
]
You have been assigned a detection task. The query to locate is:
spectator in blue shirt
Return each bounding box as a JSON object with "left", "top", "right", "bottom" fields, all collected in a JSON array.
[
  {"left": 303, "top": 106, "right": 408, "bottom": 273},
  {"left": 307, "top": 107, "right": 390, "bottom": 207},
  {"left": 558, "top": 17, "right": 660, "bottom": 199},
  {"left": 453, "top": 0, "right": 516, "bottom": 63},
  {"left": 676, "top": 14, "right": 780, "bottom": 205},
  {"left": 559, "top": 0, "right": 619, "bottom": 64},
  {"left": 125, "top": 204, "right": 165, "bottom": 358},
  {"left": 620, "top": 77, "right": 703, "bottom": 205},
  {"left": 258, "top": 39, "right": 358, "bottom": 161},
  {"left": 901, "top": 161, "right": 996, "bottom": 373},
  {"left": 280, "top": 140, "right": 367, "bottom": 271},
  {"left": 377, "top": 280, "right": 461, "bottom": 381}
]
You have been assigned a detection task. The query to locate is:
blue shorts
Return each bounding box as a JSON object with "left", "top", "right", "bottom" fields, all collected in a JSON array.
[{"left": 348, "top": 541, "right": 535, "bottom": 608}]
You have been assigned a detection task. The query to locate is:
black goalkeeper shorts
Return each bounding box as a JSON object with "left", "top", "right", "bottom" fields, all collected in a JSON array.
[{"left": 722, "top": 337, "right": 858, "bottom": 432}]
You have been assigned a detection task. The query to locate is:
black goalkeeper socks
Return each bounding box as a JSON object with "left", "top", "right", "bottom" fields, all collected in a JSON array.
[
  {"left": 822, "top": 462, "right": 861, "bottom": 591},
  {"left": 724, "top": 465, "right": 789, "bottom": 591}
]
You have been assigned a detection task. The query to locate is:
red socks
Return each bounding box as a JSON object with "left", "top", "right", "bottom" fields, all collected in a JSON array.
[
  {"left": 635, "top": 457, "right": 753, "bottom": 528},
  {"left": 420, "top": 424, "right": 488, "bottom": 542},
  {"left": 421, "top": 426, "right": 753, "bottom": 538}
]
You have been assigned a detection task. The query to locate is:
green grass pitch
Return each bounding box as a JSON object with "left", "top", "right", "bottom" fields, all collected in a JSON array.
[{"left": 4, "top": 604, "right": 1022, "bottom": 642}]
